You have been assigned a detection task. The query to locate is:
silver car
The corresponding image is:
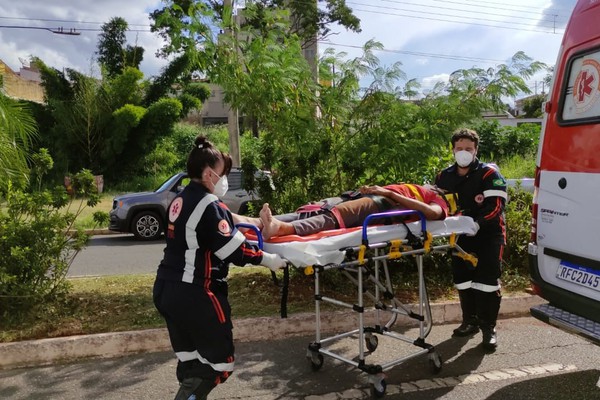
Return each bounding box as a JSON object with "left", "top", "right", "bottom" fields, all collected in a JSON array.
[{"left": 109, "top": 168, "right": 263, "bottom": 240}]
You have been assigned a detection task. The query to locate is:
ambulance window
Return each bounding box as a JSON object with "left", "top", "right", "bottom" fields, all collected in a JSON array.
[{"left": 561, "top": 49, "right": 600, "bottom": 123}]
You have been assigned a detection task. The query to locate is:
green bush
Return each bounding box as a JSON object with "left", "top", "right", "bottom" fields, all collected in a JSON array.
[
  {"left": 503, "top": 187, "right": 533, "bottom": 289},
  {"left": 0, "top": 169, "right": 102, "bottom": 322}
]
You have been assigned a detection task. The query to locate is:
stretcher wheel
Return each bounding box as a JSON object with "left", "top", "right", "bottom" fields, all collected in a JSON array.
[
  {"left": 365, "top": 335, "right": 379, "bottom": 352},
  {"left": 370, "top": 379, "right": 387, "bottom": 398},
  {"left": 308, "top": 353, "right": 324, "bottom": 371},
  {"left": 428, "top": 351, "right": 443, "bottom": 374}
]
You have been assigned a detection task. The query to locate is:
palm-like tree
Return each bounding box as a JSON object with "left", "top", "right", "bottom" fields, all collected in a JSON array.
[{"left": 0, "top": 92, "right": 38, "bottom": 190}]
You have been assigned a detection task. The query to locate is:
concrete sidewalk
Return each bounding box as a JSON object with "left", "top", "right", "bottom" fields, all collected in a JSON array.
[{"left": 0, "top": 293, "right": 545, "bottom": 370}]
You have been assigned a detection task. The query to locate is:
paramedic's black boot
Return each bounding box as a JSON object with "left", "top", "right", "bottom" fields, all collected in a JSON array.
[
  {"left": 452, "top": 289, "right": 479, "bottom": 337},
  {"left": 174, "top": 377, "right": 215, "bottom": 400},
  {"left": 481, "top": 327, "right": 497, "bottom": 351},
  {"left": 453, "top": 322, "right": 479, "bottom": 337},
  {"left": 477, "top": 290, "right": 502, "bottom": 352}
]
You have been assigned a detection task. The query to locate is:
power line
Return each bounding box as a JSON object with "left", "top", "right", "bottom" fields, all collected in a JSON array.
[
  {"left": 459, "top": 0, "right": 564, "bottom": 14},
  {"left": 431, "top": 0, "right": 564, "bottom": 17},
  {"left": 320, "top": 41, "right": 505, "bottom": 64},
  {"left": 350, "top": 1, "right": 558, "bottom": 30},
  {"left": 371, "top": 0, "right": 565, "bottom": 25},
  {"left": 0, "top": 25, "right": 81, "bottom": 35},
  {"left": 350, "top": 7, "right": 563, "bottom": 34},
  {"left": 0, "top": 16, "right": 150, "bottom": 27}
]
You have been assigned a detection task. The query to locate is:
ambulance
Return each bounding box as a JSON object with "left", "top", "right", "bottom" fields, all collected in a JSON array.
[{"left": 529, "top": 0, "right": 600, "bottom": 344}]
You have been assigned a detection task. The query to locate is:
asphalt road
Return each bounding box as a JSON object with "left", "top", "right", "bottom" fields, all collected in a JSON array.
[
  {"left": 68, "top": 234, "right": 164, "bottom": 277},
  {"left": 1, "top": 317, "right": 599, "bottom": 399}
]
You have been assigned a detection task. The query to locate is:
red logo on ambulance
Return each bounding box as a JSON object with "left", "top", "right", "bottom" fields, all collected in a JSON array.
[{"left": 573, "top": 59, "right": 600, "bottom": 113}]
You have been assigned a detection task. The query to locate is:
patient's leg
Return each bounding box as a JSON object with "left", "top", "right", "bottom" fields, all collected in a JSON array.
[
  {"left": 232, "top": 213, "right": 262, "bottom": 230},
  {"left": 260, "top": 203, "right": 295, "bottom": 239}
]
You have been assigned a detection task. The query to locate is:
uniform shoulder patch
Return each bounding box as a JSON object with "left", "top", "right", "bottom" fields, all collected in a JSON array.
[
  {"left": 169, "top": 197, "right": 183, "bottom": 222},
  {"left": 493, "top": 178, "right": 506, "bottom": 186},
  {"left": 218, "top": 219, "right": 231, "bottom": 235}
]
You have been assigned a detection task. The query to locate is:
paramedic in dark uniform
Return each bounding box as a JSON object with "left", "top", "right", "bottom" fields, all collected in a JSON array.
[
  {"left": 153, "top": 135, "right": 286, "bottom": 400},
  {"left": 435, "top": 128, "right": 507, "bottom": 351}
]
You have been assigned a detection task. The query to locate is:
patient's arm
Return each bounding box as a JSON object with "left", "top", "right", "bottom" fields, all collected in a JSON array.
[{"left": 359, "top": 185, "right": 444, "bottom": 220}]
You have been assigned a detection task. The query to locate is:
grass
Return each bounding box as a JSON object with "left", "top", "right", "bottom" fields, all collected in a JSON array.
[
  {"left": 70, "top": 194, "right": 115, "bottom": 229},
  {"left": 0, "top": 261, "right": 529, "bottom": 344},
  {"left": 0, "top": 265, "right": 462, "bottom": 343}
]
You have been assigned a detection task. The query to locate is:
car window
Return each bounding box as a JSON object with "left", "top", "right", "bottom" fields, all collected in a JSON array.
[{"left": 228, "top": 171, "right": 243, "bottom": 191}]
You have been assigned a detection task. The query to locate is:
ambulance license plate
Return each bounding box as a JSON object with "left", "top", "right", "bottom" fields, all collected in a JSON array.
[{"left": 556, "top": 260, "right": 600, "bottom": 292}]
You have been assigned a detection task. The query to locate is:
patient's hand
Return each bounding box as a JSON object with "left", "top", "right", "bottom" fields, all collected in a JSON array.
[{"left": 359, "top": 185, "right": 388, "bottom": 197}]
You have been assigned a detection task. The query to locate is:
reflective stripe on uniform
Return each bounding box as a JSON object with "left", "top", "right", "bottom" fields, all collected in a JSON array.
[
  {"left": 455, "top": 281, "right": 501, "bottom": 292},
  {"left": 185, "top": 194, "right": 219, "bottom": 248},
  {"left": 215, "top": 230, "right": 246, "bottom": 260},
  {"left": 483, "top": 189, "right": 507, "bottom": 200},
  {"left": 181, "top": 194, "right": 218, "bottom": 283},
  {"left": 183, "top": 249, "right": 196, "bottom": 283},
  {"left": 455, "top": 281, "right": 472, "bottom": 290},
  {"left": 176, "top": 350, "right": 235, "bottom": 372}
]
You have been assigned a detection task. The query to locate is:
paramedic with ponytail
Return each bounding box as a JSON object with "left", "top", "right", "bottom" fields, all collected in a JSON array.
[
  {"left": 153, "top": 135, "right": 286, "bottom": 400},
  {"left": 435, "top": 128, "right": 507, "bottom": 351}
]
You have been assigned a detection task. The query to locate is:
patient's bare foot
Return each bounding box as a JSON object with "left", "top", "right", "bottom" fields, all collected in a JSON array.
[{"left": 260, "top": 203, "right": 280, "bottom": 239}]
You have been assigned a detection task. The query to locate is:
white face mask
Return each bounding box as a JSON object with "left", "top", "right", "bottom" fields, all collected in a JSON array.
[
  {"left": 207, "top": 168, "right": 229, "bottom": 196},
  {"left": 212, "top": 175, "right": 229, "bottom": 197},
  {"left": 454, "top": 150, "right": 474, "bottom": 167}
]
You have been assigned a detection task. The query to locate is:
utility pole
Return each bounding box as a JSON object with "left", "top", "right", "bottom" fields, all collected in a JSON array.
[{"left": 224, "top": 0, "right": 241, "bottom": 168}]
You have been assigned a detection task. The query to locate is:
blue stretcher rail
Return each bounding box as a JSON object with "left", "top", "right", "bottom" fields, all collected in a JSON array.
[
  {"left": 361, "top": 210, "right": 427, "bottom": 244},
  {"left": 235, "top": 223, "right": 263, "bottom": 249}
]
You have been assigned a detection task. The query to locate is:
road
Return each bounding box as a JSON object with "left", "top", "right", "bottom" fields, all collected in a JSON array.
[
  {"left": 68, "top": 234, "right": 163, "bottom": 277},
  {"left": 1, "top": 317, "right": 599, "bottom": 399}
]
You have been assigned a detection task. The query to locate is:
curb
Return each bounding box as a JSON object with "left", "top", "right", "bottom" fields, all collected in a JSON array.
[{"left": 0, "top": 294, "right": 545, "bottom": 370}]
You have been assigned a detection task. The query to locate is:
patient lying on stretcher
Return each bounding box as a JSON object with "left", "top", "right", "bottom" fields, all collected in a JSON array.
[{"left": 239, "top": 184, "right": 450, "bottom": 240}]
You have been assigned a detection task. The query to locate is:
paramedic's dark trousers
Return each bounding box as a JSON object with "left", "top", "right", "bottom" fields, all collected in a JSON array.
[
  {"left": 452, "top": 235, "right": 504, "bottom": 345},
  {"left": 154, "top": 279, "right": 233, "bottom": 399}
]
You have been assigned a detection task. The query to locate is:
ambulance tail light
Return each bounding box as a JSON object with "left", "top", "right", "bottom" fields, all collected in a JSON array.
[{"left": 530, "top": 167, "right": 541, "bottom": 244}]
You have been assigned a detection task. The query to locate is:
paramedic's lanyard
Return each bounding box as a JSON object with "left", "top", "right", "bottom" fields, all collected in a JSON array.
[{"left": 236, "top": 223, "right": 290, "bottom": 318}]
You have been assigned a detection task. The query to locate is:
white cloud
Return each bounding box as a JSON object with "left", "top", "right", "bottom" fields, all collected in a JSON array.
[{"left": 0, "top": 0, "right": 168, "bottom": 77}]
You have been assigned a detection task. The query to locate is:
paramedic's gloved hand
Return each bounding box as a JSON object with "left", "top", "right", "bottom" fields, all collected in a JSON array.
[{"left": 261, "top": 252, "right": 287, "bottom": 272}]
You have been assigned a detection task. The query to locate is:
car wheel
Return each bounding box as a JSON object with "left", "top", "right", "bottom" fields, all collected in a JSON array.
[{"left": 131, "top": 211, "right": 163, "bottom": 240}]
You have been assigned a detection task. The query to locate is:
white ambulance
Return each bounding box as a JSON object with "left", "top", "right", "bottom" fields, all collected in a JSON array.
[{"left": 529, "top": 0, "right": 600, "bottom": 344}]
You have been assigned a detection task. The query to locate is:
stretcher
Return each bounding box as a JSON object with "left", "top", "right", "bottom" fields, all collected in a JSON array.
[{"left": 242, "top": 210, "right": 478, "bottom": 398}]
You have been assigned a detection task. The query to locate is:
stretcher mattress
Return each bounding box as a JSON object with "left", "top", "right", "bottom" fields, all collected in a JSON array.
[{"left": 250, "top": 216, "right": 477, "bottom": 268}]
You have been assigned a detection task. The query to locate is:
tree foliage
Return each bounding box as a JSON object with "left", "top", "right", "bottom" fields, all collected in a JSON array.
[
  {"left": 34, "top": 59, "right": 182, "bottom": 181},
  {"left": 97, "top": 17, "right": 145, "bottom": 78},
  {"left": 0, "top": 93, "right": 37, "bottom": 191},
  {"left": 521, "top": 94, "right": 545, "bottom": 118},
  {"left": 0, "top": 157, "right": 103, "bottom": 321}
]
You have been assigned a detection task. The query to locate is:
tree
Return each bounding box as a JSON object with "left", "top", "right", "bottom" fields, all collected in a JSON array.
[
  {"left": 521, "top": 94, "right": 545, "bottom": 118},
  {"left": 35, "top": 60, "right": 183, "bottom": 181},
  {"left": 97, "top": 17, "right": 145, "bottom": 78},
  {"left": 150, "top": 0, "right": 361, "bottom": 58},
  {"left": 0, "top": 92, "right": 37, "bottom": 191}
]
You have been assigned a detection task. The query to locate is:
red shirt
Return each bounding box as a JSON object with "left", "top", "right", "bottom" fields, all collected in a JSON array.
[{"left": 383, "top": 184, "right": 449, "bottom": 220}]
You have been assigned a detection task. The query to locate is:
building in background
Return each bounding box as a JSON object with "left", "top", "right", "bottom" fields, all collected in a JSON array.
[{"left": 0, "top": 59, "right": 44, "bottom": 103}]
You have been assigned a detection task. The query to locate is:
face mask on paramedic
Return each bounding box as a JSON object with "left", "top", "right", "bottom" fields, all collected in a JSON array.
[
  {"left": 454, "top": 150, "right": 474, "bottom": 167},
  {"left": 209, "top": 168, "right": 229, "bottom": 197}
]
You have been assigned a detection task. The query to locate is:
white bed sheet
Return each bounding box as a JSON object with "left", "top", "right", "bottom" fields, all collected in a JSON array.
[{"left": 253, "top": 216, "right": 477, "bottom": 268}]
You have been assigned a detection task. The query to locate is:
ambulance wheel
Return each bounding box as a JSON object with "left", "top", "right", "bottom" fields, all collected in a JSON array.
[
  {"left": 428, "top": 351, "right": 443, "bottom": 374},
  {"left": 366, "top": 335, "right": 379, "bottom": 352},
  {"left": 308, "top": 353, "right": 324, "bottom": 371},
  {"left": 370, "top": 379, "right": 387, "bottom": 398}
]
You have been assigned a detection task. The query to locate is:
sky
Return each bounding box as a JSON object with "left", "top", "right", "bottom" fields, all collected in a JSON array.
[{"left": 0, "top": 0, "right": 578, "bottom": 99}]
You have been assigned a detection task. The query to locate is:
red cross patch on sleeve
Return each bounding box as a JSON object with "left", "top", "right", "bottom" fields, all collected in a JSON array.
[{"left": 218, "top": 219, "right": 231, "bottom": 235}]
